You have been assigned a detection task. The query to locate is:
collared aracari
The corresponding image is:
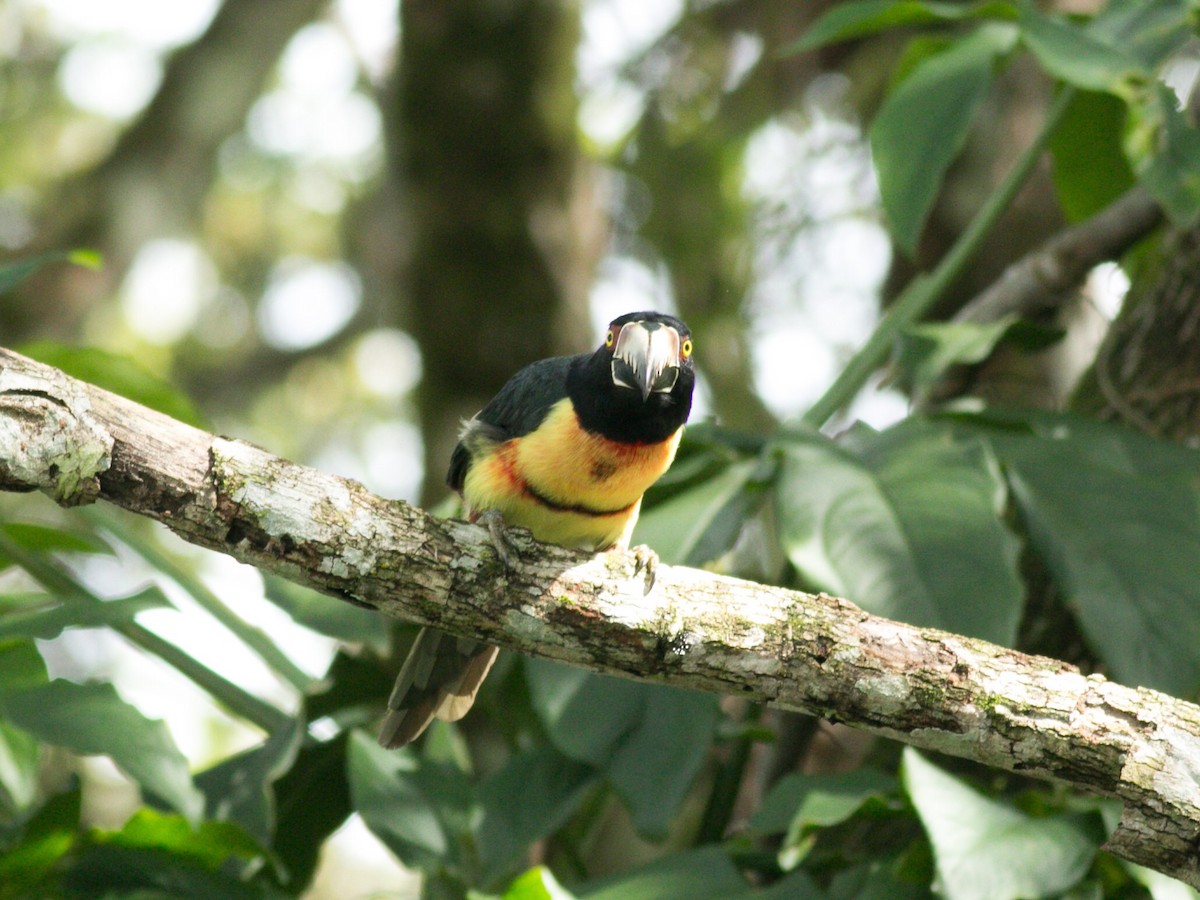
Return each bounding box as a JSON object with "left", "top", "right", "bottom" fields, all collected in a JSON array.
[{"left": 378, "top": 311, "right": 695, "bottom": 748}]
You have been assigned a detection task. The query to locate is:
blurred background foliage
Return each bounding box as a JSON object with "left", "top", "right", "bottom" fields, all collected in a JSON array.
[{"left": 1, "top": 0, "right": 1200, "bottom": 897}]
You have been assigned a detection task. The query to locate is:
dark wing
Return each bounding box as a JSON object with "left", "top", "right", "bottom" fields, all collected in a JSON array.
[{"left": 446, "top": 355, "right": 580, "bottom": 492}]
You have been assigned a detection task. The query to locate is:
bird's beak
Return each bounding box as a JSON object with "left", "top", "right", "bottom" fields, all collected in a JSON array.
[{"left": 611, "top": 322, "right": 681, "bottom": 401}]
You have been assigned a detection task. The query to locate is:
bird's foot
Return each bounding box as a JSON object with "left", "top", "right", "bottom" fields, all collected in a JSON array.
[
  {"left": 475, "top": 509, "right": 519, "bottom": 569},
  {"left": 630, "top": 544, "right": 659, "bottom": 595}
]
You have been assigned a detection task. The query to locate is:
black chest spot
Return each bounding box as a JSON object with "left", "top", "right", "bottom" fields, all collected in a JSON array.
[{"left": 590, "top": 459, "right": 618, "bottom": 482}]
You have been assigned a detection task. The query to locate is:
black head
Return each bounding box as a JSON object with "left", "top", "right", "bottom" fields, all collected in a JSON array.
[{"left": 568, "top": 311, "right": 695, "bottom": 443}]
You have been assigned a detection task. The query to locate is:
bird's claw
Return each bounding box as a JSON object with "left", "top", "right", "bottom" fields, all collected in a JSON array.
[
  {"left": 476, "top": 509, "right": 519, "bottom": 569},
  {"left": 631, "top": 544, "right": 659, "bottom": 595}
]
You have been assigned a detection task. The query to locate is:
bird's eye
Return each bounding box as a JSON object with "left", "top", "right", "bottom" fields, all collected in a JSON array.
[
  {"left": 605, "top": 330, "right": 615, "bottom": 348},
  {"left": 681, "top": 338, "right": 693, "bottom": 358}
]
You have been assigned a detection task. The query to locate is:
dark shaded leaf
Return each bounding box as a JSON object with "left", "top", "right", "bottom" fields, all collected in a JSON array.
[
  {"left": 973, "top": 412, "right": 1200, "bottom": 694},
  {"left": 196, "top": 720, "right": 303, "bottom": 845},
  {"left": 270, "top": 732, "right": 350, "bottom": 891},
  {"left": 347, "top": 730, "right": 476, "bottom": 875},
  {"left": 526, "top": 659, "right": 720, "bottom": 839},
  {"left": 580, "top": 846, "right": 747, "bottom": 900},
  {"left": 477, "top": 745, "right": 598, "bottom": 881},
  {"left": 0, "top": 680, "right": 202, "bottom": 821}
]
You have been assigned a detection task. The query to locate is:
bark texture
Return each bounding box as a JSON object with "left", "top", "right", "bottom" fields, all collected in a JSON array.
[{"left": 1, "top": 345, "right": 1199, "bottom": 885}]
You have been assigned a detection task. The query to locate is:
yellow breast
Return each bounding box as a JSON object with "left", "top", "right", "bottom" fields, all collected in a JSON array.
[{"left": 460, "top": 398, "right": 682, "bottom": 551}]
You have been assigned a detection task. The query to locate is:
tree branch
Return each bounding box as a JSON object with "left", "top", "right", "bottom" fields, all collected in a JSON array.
[{"left": 1, "top": 345, "right": 1198, "bottom": 885}]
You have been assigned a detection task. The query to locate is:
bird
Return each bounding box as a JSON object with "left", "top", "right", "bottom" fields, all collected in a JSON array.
[{"left": 378, "top": 310, "right": 695, "bottom": 748}]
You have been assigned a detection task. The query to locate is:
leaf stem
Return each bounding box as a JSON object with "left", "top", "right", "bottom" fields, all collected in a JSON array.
[{"left": 802, "top": 87, "right": 1075, "bottom": 429}]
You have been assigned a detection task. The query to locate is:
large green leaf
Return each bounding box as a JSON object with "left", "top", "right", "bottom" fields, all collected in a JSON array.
[
  {"left": 775, "top": 423, "right": 1023, "bottom": 643},
  {"left": 477, "top": 745, "right": 598, "bottom": 882},
  {"left": 525, "top": 660, "right": 720, "bottom": 839},
  {"left": 871, "top": 24, "right": 1017, "bottom": 255},
  {"left": 1017, "top": 8, "right": 1143, "bottom": 92},
  {"left": 633, "top": 458, "right": 766, "bottom": 567},
  {"left": 0, "top": 680, "right": 202, "bottom": 821},
  {"left": 976, "top": 412, "right": 1200, "bottom": 694},
  {"left": 1047, "top": 90, "right": 1136, "bottom": 222},
  {"left": 346, "top": 730, "right": 476, "bottom": 875},
  {"left": 902, "top": 748, "right": 1096, "bottom": 899},
  {"left": 791, "top": 0, "right": 1018, "bottom": 53}
]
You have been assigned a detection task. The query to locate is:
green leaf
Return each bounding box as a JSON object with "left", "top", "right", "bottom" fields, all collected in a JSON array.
[
  {"left": 100, "top": 807, "right": 267, "bottom": 870},
  {"left": 0, "top": 788, "right": 80, "bottom": 900},
  {"left": 1127, "top": 84, "right": 1200, "bottom": 226},
  {"left": 752, "top": 768, "right": 898, "bottom": 832},
  {"left": 1018, "top": 8, "right": 1144, "bottom": 92},
  {"left": 776, "top": 423, "right": 1023, "bottom": 643},
  {"left": 17, "top": 342, "right": 204, "bottom": 428},
  {"left": 505, "top": 866, "right": 579, "bottom": 900},
  {"left": 477, "top": 745, "right": 598, "bottom": 881},
  {"left": 979, "top": 412, "right": 1200, "bottom": 694},
  {"left": 0, "top": 250, "right": 101, "bottom": 296},
  {"left": 902, "top": 748, "right": 1096, "bottom": 899},
  {"left": 0, "top": 680, "right": 202, "bottom": 821},
  {"left": 632, "top": 459, "right": 766, "bottom": 566},
  {"left": 1048, "top": 91, "right": 1136, "bottom": 222},
  {"left": 0, "top": 586, "right": 170, "bottom": 641},
  {"left": 195, "top": 720, "right": 303, "bottom": 844},
  {"left": 790, "top": 0, "right": 1018, "bottom": 53},
  {"left": 270, "top": 733, "right": 351, "bottom": 891},
  {"left": 262, "top": 574, "right": 388, "bottom": 654},
  {"left": 0, "top": 640, "right": 49, "bottom": 694},
  {"left": 525, "top": 660, "right": 720, "bottom": 839},
  {"left": 1087, "top": 0, "right": 1196, "bottom": 70},
  {"left": 580, "top": 846, "right": 747, "bottom": 900},
  {"left": 0, "top": 721, "right": 40, "bottom": 821},
  {"left": 752, "top": 770, "right": 898, "bottom": 869},
  {"left": 871, "top": 25, "right": 1017, "bottom": 255},
  {"left": 827, "top": 856, "right": 933, "bottom": 900},
  {"left": 0, "top": 522, "right": 113, "bottom": 558},
  {"left": 61, "top": 844, "right": 282, "bottom": 900},
  {"left": 894, "top": 316, "right": 1064, "bottom": 394},
  {"left": 347, "top": 730, "right": 476, "bottom": 874}
]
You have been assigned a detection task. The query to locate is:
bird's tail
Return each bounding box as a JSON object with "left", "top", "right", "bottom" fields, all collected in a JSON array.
[{"left": 377, "top": 627, "right": 499, "bottom": 749}]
